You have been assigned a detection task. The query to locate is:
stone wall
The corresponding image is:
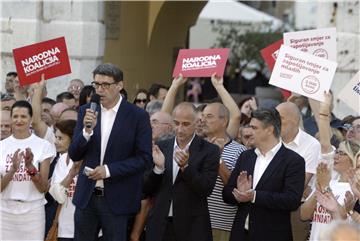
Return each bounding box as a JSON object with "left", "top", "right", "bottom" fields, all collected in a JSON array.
[{"left": 0, "top": 1, "right": 105, "bottom": 99}]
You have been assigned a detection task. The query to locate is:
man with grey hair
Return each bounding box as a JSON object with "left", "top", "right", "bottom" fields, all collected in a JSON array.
[
  {"left": 223, "top": 108, "right": 305, "bottom": 241},
  {"left": 145, "top": 100, "right": 163, "bottom": 116},
  {"left": 144, "top": 102, "right": 220, "bottom": 241},
  {"left": 202, "top": 102, "right": 246, "bottom": 241},
  {"left": 150, "top": 111, "right": 174, "bottom": 142}
]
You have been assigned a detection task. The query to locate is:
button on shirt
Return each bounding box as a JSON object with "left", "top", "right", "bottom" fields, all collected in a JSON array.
[
  {"left": 83, "top": 95, "right": 122, "bottom": 188},
  {"left": 168, "top": 134, "right": 195, "bottom": 217}
]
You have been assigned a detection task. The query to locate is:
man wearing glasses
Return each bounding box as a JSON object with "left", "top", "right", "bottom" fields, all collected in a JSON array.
[{"left": 69, "top": 63, "right": 153, "bottom": 241}]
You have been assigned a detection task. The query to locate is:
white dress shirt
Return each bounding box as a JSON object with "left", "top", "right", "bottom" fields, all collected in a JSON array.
[
  {"left": 83, "top": 95, "right": 122, "bottom": 188},
  {"left": 282, "top": 128, "right": 320, "bottom": 175},
  {"left": 253, "top": 141, "right": 282, "bottom": 189}
]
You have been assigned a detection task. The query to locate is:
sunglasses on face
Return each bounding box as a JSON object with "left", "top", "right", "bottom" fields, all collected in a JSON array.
[{"left": 135, "top": 99, "right": 147, "bottom": 104}]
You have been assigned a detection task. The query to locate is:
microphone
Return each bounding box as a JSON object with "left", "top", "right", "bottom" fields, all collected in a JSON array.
[{"left": 85, "top": 94, "right": 100, "bottom": 128}]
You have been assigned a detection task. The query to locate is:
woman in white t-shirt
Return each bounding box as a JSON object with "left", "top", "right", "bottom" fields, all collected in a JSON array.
[
  {"left": 0, "top": 100, "right": 56, "bottom": 241},
  {"left": 48, "top": 119, "right": 79, "bottom": 241},
  {"left": 300, "top": 92, "right": 360, "bottom": 241}
]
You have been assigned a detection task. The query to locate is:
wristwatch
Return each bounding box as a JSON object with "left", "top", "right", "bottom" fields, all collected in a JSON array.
[{"left": 321, "top": 186, "right": 332, "bottom": 194}]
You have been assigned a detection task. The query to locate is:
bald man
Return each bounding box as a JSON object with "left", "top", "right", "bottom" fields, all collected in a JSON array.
[
  {"left": 276, "top": 102, "right": 321, "bottom": 241},
  {"left": 144, "top": 102, "right": 220, "bottom": 241},
  {"left": 1, "top": 110, "right": 11, "bottom": 140}
]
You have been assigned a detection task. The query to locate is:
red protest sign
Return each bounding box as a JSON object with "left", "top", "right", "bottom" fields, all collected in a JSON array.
[
  {"left": 260, "top": 39, "right": 283, "bottom": 71},
  {"left": 13, "top": 37, "right": 71, "bottom": 86},
  {"left": 172, "top": 48, "right": 229, "bottom": 77}
]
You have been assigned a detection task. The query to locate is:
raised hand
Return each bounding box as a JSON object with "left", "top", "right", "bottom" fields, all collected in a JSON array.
[
  {"left": 174, "top": 149, "right": 189, "bottom": 169},
  {"left": 210, "top": 73, "right": 223, "bottom": 88},
  {"left": 83, "top": 109, "right": 98, "bottom": 133},
  {"left": 236, "top": 171, "right": 252, "bottom": 192},
  {"left": 348, "top": 168, "right": 360, "bottom": 199},
  {"left": 172, "top": 74, "right": 188, "bottom": 88},
  {"left": 23, "top": 147, "right": 34, "bottom": 169},
  {"left": 31, "top": 73, "right": 46, "bottom": 90},
  {"left": 10, "top": 149, "right": 21, "bottom": 173},
  {"left": 315, "top": 190, "right": 339, "bottom": 213},
  {"left": 344, "top": 191, "right": 356, "bottom": 213},
  {"left": 316, "top": 162, "right": 331, "bottom": 191},
  {"left": 152, "top": 145, "right": 165, "bottom": 170}
]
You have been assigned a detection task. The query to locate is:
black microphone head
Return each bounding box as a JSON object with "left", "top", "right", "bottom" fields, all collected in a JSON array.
[{"left": 90, "top": 93, "right": 100, "bottom": 104}]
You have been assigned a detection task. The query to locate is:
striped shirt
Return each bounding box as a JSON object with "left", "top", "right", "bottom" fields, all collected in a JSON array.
[{"left": 207, "top": 140, "right": 247, "bottom": 231}]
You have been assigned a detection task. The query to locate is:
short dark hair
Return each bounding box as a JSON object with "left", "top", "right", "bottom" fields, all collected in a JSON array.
[
  {"left": 79, "top": 85, "right": 95, "bottom": 107},
  {"left": 6, "top": 72, "right": 17, "bottom": 78},
  {"left": 93, "top": 63, "right": 123, "bottom": 82},
  {"left": 54, "top": 119, "right": 77, "bottom": 140},
  {"left": 42, "top": 97, "right": 56, "bottom": 106},
  {"left": 148, "top": 83, "right": 168, "bottom": 98},
  {"left": 251, "top": 108, "right": 281, "bottom": 138},
  {"left": 11, "top": 100, "right": 33, "bottom": 117},
  {"left": 56, "top": 92, "right": 75, "bottom": 102}
]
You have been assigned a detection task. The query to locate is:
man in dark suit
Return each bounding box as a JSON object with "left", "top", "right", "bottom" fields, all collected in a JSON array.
[
  {"left": 143, "top": 102, "right": 220, "bottom": 241},
  {"left": 223, "top": 108, "right": 305, "bottom": 241},
  {"left": 68, "top": 63, "right": 152, "bottom": 241}
]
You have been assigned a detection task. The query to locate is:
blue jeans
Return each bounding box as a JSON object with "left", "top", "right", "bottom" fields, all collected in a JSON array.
[{"left": 74, "top": 194, "right": 128, "bottom": 241}]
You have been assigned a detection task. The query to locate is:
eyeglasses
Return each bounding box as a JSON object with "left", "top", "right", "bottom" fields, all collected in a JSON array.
[
  {"left": 348, "top": 124, "right": 360, "bottom": 133},
  {"left": 0, "top": 93, "right": 15, "bottom": 101},
  {"left": 91, "top": 81, "right": 117, "bottom": 89},
  {"left": 135, "top": 99, "right": 147, "bottom": 104},
  {"left": 68, "top": 85, "right": 82, "bottom": 91}
]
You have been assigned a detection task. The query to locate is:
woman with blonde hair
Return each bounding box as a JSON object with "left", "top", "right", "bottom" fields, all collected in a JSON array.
[{"left": 300, "top": 92, "right": 360, "bottom": 240}]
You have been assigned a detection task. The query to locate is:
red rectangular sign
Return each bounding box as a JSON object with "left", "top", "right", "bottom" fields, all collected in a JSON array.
[
  {"left": 172, "top": 48, "right": 229, "bottom": 77},
  {"left": 13, "top": 37, "right": 71, "bottom": 86},
  {"left": 260, "top": 39, "right": 283, "bottom": 71}
]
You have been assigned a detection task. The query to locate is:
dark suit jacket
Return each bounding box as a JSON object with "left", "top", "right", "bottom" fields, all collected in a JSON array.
[
  {"left": 143, "top": 136, "right": 220, "bottom": 241},
  {"left": 68, "top": 100, "right": 153, "bottom": 215},
  {"left": 223, "top": 144, "right": 305, "bottom": 241}
]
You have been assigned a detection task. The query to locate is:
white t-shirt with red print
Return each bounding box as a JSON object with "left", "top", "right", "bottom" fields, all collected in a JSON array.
[
  {"left": 0, "top": 134, "right": 56, "bottom": 214},
  {"left": 308, "top": 180, "right": 351, "bottom": 241}
]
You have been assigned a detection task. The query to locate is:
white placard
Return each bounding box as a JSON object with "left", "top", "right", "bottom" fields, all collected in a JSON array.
[
  {"left": 284, "top": 28, "right": 337, "bottom": 62},
  {"left": 269, "top": 45, "right": 338, "bottom": 102},
  {"left": 337, "top": 71, "right": 360, "bottom": 114}
]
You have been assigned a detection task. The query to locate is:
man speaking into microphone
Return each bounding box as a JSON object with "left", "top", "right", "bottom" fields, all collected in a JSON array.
[{"left": 69, "top": 63, "right": 152, "bottom": 241}]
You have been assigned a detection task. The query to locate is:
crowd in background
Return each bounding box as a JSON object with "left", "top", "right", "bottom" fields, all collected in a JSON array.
[{"left": 1, "top": 66, "right": 360, "bottom": 241}]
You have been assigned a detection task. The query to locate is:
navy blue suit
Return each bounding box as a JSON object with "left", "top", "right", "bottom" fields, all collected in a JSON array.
[
  {"left": 223, "top": 145, "right": 305, "bottom": 241},
  {"left": 68, "top": 100, "right": 152, "bottom": 240}
]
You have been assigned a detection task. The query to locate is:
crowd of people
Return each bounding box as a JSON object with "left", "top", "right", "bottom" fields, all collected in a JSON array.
[{"left": 0, "top": 63, "right": 359, "bottom": 241}]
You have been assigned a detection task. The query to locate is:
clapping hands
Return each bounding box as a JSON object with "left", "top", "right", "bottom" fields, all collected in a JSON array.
[{"left": 232, "top": 171, "right": 254, "bottom": 203}]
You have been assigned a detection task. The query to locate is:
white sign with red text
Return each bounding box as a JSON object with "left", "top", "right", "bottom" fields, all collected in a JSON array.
[
  {"left": 269, "top": 45, "right": 338, "bottom": 102},
  {"left": 284, "top": 28, "right": 337, "bottom": 62},
  {"left": 337, "top": 71, "right": 360, "bottom": 114}
]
